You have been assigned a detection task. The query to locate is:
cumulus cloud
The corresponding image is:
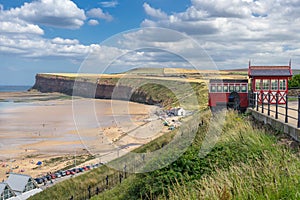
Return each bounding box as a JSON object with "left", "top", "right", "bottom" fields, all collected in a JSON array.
[
  {"left": 143, "top": 3, "right": 168, "bottom": 20},
  {"left": 0, "top": 34, "right": 98, "bottom": 59},
  {"left": 100, "top": 1, "right": 118, "bottom": 8},
  {"left": 0, "top": 20, "right": 44, "bottom": 35},
  {"left": 141, "top": 0, "right": 300, "bottom": 68},
  {"left": 87, "top": 8, "right": 113, "bottom": 21},
  {"left": 191, "top": 0, "right": 252, "bottom": 18},
  {"left": 7, "top": 0, "right": 86, "bottom": 29},
  {"left": 88, "top": 19, "right": 100, "bottom": 26},
  {"left": 0, "top": 0, "right": 98, "bottom": 61}
]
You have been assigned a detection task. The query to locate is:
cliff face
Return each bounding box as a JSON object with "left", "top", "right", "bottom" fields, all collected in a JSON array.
[{"left": 32, "top": 74, "right": 162, "bottom": 105}]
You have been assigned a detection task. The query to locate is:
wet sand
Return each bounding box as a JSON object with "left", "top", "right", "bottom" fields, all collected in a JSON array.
[{"left": 0, "top": 91, "right": 164, "bottom": 180}]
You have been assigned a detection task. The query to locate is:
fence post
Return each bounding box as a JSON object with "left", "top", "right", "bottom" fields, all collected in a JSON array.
[
  {"left": 256, "top": 92, "right": 259, "bottom": 111},
  {"left": 298, "top": 95, "right": 300, "bottom": 128},
  {"left": 285, "top": 95, "right": 288, "bottom": 123},
  {"left": 268, "top": 93, "right": 270, "bottom": 116},
  {"left": 261, "top": 93, "right": 264, "bottom": 113},
  {"left": 275, "top": 93, "right": 278, "bottom": 119}
]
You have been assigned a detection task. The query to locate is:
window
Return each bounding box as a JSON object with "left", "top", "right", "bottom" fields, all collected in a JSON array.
[
  {"left": 271, "top": 79, "right": 278, "bottom": 90},
  {"left": 235, "top": 85, "right": 240, "bottom": 92},
  {"left": 255, "top": 79, "right": 261, "bottom": 90},
  {"left": 210, "top": 85, "right": 216, "bottom": 92},
  {"left": 279, "top": 79, "right": 286, "bottom": 90},
  {"left": 229, "top": 85, "right": 235, "bottom": 92},
  {"left": 241, "top": 85, "right": 247, "bottom": 92},
  {"left": 263, "top": 79, "right": 270, "bottom": 90},
  {"left": 217, "top": 85, "right": 222, "bottom": 92},
  {"left": 223, "top": 85, "right": 228, "bottom": 92}
]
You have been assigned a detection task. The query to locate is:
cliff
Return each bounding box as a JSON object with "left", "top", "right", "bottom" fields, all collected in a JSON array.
[{"left": 31, "top": 73, "right": 182, "bottom": 107}]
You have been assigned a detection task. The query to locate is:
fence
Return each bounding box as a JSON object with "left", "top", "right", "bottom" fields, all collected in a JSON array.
[
  {"left": 249, "top": 92, "right": 300, "bottom": 128},
  {"left": 67, "top": 111, "right": 202, "bottom": 200}
]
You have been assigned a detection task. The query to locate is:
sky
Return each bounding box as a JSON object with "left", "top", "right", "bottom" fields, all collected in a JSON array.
[{"left": 0, "top": 0, "right": 299, "bottom": 85}]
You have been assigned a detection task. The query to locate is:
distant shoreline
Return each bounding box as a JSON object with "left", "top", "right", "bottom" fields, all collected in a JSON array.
[{"left": 0, "top": 85, "right": 31, "bottom": 92}]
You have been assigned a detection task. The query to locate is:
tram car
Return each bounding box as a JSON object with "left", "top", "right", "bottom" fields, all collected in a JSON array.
[
  {"left": 208, "top": 62, "right": 293, "bottom": 112},
  {"left": 208, "top": 79, "right": 249, "bottom": 112}
]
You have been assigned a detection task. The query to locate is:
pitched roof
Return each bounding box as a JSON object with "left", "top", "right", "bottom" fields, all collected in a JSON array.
[
  {"left": 0, "top": 182, "right": 16, "bottom": 197},
  {"left": 0, "top": 182, "right": 6, "bottom": 194},
  {"left": 248, "top": 66, "right": 292, "bottom": 77},
  {"left": 5, "top": 173, "right": 32, "bottom": 194}
]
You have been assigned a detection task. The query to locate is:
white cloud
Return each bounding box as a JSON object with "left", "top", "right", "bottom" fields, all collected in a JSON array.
[
  {"left": 0, "top": 34, "right": 95, "bottom": 58},
  {"left": 6, "top": 0, "right": 86, "bottom": 29},
  {"left": 0, "top": 0, "right": 97, "bottom": 62},
  {"left": 0, "top": 20, "right": 44, "bottom": 35},
  {"left": 88, "top": 19, "right": 100, "bottom": 26},
  {"left": 143, "top": 3, "right": 168, "bottom": 20},
  {"left": 191, "top": 0, "right": 252, "bottom": 18},
  {"left": 52, "top": 37, "right": 79, "bottom": 45},
  {"left": 87, "top": 8, "right": 113, "bottom": 21},
  {"left": 100, "top": 1, "right": 118, "bottom": 8},
  {"left": 140, "top": 0, "right": 300, "bottom": 68}
]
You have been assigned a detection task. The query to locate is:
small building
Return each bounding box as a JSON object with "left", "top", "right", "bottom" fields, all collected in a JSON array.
[
  {"left": 5, "top": 173, "right": 41, "bottom": 198},
  {"left": 248, "top": 61, "right": 293, "bottom": 104},
  {"left": 0, "top": 183, "right": 16, "bottom": 200},
  {"left": 170, "top": 107, "right": 186, "bottom": 116}
]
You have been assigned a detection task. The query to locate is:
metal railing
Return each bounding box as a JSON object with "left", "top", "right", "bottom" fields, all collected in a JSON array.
[{"left": 249, "top": 92, "right": 300, "bottom": 128}]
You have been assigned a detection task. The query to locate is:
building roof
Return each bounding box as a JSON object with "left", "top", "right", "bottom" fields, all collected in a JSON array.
[
  {"left": 5, "top": 173, "right": 34, "bottom": 194},
  {"left": 209, "top": 79, "right": 248, "bottom": 83},
  {"left": 0, "top": 182, "right": 16, "bottom": 197},
  {"left": 248, "top": 65, "right": 292, "bottom": 77},
  {"left": 0, "top": 182, "right": 6, "bottom": 194}
]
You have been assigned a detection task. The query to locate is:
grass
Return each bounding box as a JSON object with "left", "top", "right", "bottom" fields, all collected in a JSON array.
[
  {"left": 30, "top": 92, "right": 300, "bottom": 199},
  {"left": 92, "top": 111, "right": 300, "bottom": 200}
]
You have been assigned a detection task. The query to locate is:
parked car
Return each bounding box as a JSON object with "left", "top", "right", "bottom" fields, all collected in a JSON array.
[
  {"left": 45, "top": 174, "right": 52, "bottom": 180},
  {"left": 60, "top": 171, "right": 67, "bottom": 176},
  {"left": 55, "top": 172, "right": 61, "bottom": 178},
  {"left": 50, "top": 174, "right": 56, "bottom": 179},
  {"left": 92, "top": 163, "right": 99, "bottom": 168},
  {"left": 34, "top": 178, "right": 43, "bottom": 184},
  {"left": 71, "top": 168, "right": 79, "bottom": 173},
  {"left": 86, "top": 165, "right": 92, "bottom": 170},
  {"left": 78, "top": 167, "right": 84, "bottom": 172},
  {"left": 66, "top": 170, "right": 71, "bottom": 175}
]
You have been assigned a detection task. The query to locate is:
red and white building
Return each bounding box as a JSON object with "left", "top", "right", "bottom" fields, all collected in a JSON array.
[{"left": 248, "top": 62, "right": 293, "bottom": 104}]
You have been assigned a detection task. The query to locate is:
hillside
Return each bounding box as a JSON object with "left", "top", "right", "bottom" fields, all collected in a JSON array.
[{"left": 93, "top": 111, "right": 300, "bottom": 200}]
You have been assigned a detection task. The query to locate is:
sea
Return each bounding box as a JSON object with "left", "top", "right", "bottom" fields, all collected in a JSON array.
[{"left": 0, "top": 85, "right": 31, "bottom": 92}]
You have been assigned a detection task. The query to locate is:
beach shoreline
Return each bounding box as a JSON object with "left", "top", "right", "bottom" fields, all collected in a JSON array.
[{"left": 0, "top": 91, "right": 164, "bottom": 180}]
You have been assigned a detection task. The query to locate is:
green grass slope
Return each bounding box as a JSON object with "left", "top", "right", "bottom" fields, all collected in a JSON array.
[{"left": 93, "top": 111, "right": 300, "bottom": 200}]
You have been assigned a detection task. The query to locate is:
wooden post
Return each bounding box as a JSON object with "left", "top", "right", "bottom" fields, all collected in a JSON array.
[
  {"left": 268, "top": 93, "right": 270, "bottom": 116},
  {"left": 298, "top": 95, "right": 300, "bottom": 128},
  {"left": 275, "top": 93, "right": 278, "bottom": 119},
  {"left": 261, "top": 93, "right": 264, "bottom": 113},
  {"left": 285, "top": 95, "right": 288, "bottom": 123},
  {"left": 256, "top": 93, "right": 259, "bottom": 111}
]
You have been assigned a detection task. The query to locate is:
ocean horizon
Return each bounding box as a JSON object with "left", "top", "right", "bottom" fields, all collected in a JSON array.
[{"left": 0, "top": 85, "right": 31, "bottom": 92}]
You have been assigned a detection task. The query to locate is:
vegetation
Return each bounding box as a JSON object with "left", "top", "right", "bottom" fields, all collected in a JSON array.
[
  {"left": 93, "top": 111, "right": 300, "bottom": 200},
  {"left": 288, "top": 74, "right": 300, "bottom": 88}
]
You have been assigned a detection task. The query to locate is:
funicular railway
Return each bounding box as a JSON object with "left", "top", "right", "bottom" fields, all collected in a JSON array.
[
  {"left": 208, "top": 61, "right": 293, "bottom": 113},
  {"left": 208, "top": 61, "right": 300, "bottom": 141}
]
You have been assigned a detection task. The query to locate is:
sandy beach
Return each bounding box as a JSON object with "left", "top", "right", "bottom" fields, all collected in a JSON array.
[{"left": 0, "top": 91, "right": 164, "bottom": 180}]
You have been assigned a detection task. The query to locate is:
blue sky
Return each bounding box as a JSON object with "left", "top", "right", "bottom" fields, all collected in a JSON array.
[{"left": 0, "top": 0, "right": 299, "bottom": 85}]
